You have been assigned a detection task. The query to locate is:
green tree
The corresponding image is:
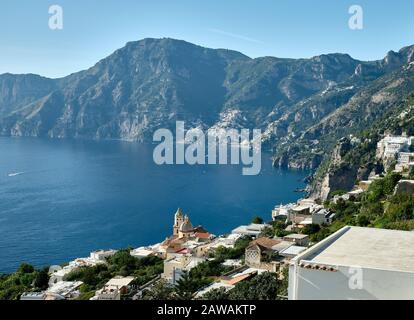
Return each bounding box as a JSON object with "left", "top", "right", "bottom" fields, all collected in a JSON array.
[
  {"left": 175, "top": 272, "right": 196, "bottom": 300},
  {"left": 251, "top": 216, "right": 264, "bottom": 224},
  {"left": 201, "top": 287, "right": 229, "bottom": 300},
  {"left": 329, "top": 190, "right": 347, "bottom": 199},
  {"left": 229, "top": 272, "right": 280, "bottom": 300},
  {"left": 277, "top": 267, "right": 289, "bottom": 299},
  {"left": 34, "top": 268, "right": 49, "bottom": 290},
  {"left": 409, "top": 167, "right": 414, "bottom": 180},
  {"left": 269, "top": 220, "right": 290, "bottom": 237},
  {"left": 76, "top": 284, "right": 96, "bottom": 300},
  {"left": 357, "top": 214, "right": 370, "bottom": 227},
  {"left": 213, "top": 236, "right": 252, "bottom": 260},
  {"left": 108, "top": 250, "right": 139, "bottom": 274},
  {"left": 259, "top": 226, "right": 274, "bottom": 237},
  {"left": 385, "top": 193, "right": 414, "bottom": 222},
  {"left": 174, "top": 271, "right": 210, "bottom": 300},
  {"left": 383, "top": 172, "right": 402, "bottom": 195},
  {"left": 143, "top": 280, "right": 175, "bottom": 300},
  {"left": 190, "top": 260, "right": 226, "bottom": 279},
  {"left": 365, "top": 172, "right": 402, "bottom": 203},
  {"left": 17, "top": 263, "right": 34, "bottom": 274},
  {"left": 366, "top": 179, "right": 386, "bottom": 202},
  {"left": 302, "top": 224, "right": 321, "bottom": 235}
]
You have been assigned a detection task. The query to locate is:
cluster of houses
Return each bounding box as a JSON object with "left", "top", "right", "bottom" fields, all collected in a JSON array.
[
  {"left": 341, "top": 134, "right": 414, "bottom": 197},
  {"left": 376, "top": 134, "right": 414, "bottom": 173},
  {"left": 152, "top": 209, "right": 311, "bottom": 298},
  {"left": 272, "top": 134, "right": 414, "bottom": 232},
  {"left": 324, "top": 134, "right": 414, "bottom": 206},
  {"left": 155, "top": 210, "right": 311, "bottom": 298},
  {"left": 21, "top": 249, "right": 120, "bottom": 300},
  {"left": 272, "top": 198, "right": 335, "bottom": 230},
  {"left": 21, "top": 249, "right": 143, "bottom": 301},
  {"left": 21, "top": 207, "right": 314, "bottom": 300},
  {"left": 374, "top": 134, "right": 414, "bottom": 194}
]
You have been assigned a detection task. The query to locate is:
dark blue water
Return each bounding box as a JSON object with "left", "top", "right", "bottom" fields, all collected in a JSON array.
[{"left": 0, "top": 137, "right": 307, "bottom": 273}]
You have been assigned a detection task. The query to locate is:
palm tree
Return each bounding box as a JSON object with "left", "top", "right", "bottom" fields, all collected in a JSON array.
[{"left": 175, "top": 271, "right": 196, "bottom": 300}]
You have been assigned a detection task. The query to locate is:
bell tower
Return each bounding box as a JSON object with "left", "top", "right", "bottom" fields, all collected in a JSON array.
[{"left": 173, "top": 208, "right": 184, "bottom": 236}]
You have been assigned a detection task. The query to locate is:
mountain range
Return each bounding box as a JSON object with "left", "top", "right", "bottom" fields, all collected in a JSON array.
[{"left": 2, "top": 38, "right": 414, "bottom": 197}]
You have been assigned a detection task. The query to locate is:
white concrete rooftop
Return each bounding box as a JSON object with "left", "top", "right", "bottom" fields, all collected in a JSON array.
[
  {"left": 303, "top": 226, "right": 414, "bottom": 273},
  {"left": 106, "top": 276, "right": 135, "bottom": 288},
  {"left": 284, "top": 234, "right": 309, "bottom": 240}
]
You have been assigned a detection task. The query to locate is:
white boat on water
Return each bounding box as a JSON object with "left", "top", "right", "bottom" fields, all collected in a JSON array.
[{"left": 7, "top": 172, "right": 24, "bottom": 177}]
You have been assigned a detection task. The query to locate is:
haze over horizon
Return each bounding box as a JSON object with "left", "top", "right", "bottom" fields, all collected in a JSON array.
[{"left": 1, "top": 0, "right": 414, "bottom": 78}]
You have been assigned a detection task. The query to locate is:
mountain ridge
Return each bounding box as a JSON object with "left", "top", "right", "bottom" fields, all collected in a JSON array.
[{"left": 1, "top": 38, "right": 414, "bottom": 184}]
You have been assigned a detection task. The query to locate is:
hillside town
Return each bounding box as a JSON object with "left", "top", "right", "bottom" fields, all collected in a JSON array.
[
  {"left": 11, "top": 134, "right": 414, "bottom": 300},
  {"left": 18, "top": 208, "right": 308, "bottom": 301}
]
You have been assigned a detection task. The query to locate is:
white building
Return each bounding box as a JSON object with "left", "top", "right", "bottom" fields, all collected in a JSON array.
[
  {"left": 279, "top": 246, "right": 307, "bottom": 259},
  {"left": 46, "top": 281, "right": 83, "bottom": 300},
  {"left": 396, "top": 152, "right": 414, "bottom": 172},
  {"left": 376, "top": 135, "right": 414, "bottom": 160},
  {"left": 222, "top": 259, "right": 243, "bottom": 268},
  {"left": 130, "top": 247, "right": 154, "bottom": 259},
  {"left": 272, "top": 203, "right": 295, "bottom": 221},
  {"left": 90, "top": 249, "right": 117, "bottom": 261},
  {"left": 192, "top": 233, "right": 241, "bottom": 258},
  {"left": 145, "top": 242, "right": 167, "bottom": 258},
  {"left": 283, "top": 234, "right": 310, "bottom": 247},
  {"left": 105, "top": 276, "right": 135, "bottom": 290},
  {"left": 216, "top": 233, "right": 242, "bottom": 246},
  {"left": 92, "top": 286, "right": 121, "bottom": 300},
  {"left": 312, "top": 208, "right": 336, "bottom": 226},
  {"left": 398, "top": 152, "right": 414, "bottom": 164},
  {"left": 162, "top": 254, "right": 205, "bottom": 284},
  {"left": 20, "top": 292, "right": 46, "bottom": 300},
  {"left": 289, "top": 226, "right": 414, "bottom": 300},
  {"left": 48, "top": 266, "right": 74, "bottom": 287},
  {"left": 232, "top": 224, "right": 270, "bottom": 237},
  {"left": 91, "top": 276, "right": 135, "bottom": 300},
  {"left": 204, "top": 234, "right": 242, "bottom": 250},
  {"left": 48, "top": 252, "right": 112, "bottom": 287}
]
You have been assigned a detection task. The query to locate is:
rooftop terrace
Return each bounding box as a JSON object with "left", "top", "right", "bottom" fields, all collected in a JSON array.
[{"left": 297, "top": 226, "right": 414, "bottom": 273}]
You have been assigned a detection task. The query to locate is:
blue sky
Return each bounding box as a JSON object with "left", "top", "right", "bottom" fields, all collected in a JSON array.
[{"left": 1, "top": 0, "right": 413, "bottom": 78}]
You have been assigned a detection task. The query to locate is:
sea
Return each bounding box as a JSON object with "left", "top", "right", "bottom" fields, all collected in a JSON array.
[{"left": 0, "top": 137, "right": 308, "bottom": 273}]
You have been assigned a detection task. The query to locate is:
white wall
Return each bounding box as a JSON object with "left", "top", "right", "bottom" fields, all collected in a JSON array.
[{"left": 289, "top": 264, "right": 414, "bottom": 300}]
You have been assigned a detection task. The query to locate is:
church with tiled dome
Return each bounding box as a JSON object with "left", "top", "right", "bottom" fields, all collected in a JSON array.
[
  {"left": 173, "top": 208, "right": 195, "bottom": 238},
  {"left": 161, "top": 208, "right": 212, "bottom": 255}
]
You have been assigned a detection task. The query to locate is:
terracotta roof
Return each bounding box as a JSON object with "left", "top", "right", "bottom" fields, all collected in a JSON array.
[
  {"left": 222, "top": 273, "right": 253, "bottom": 286},
  {"left": 250, "top": 237, "right": 281, "bottom": 250},
  {"left": 195, "top": 232, "right": 210, "bottom": 239},
  {"left": 175, "top": 248, "right": 191, "bottom": 254}
]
